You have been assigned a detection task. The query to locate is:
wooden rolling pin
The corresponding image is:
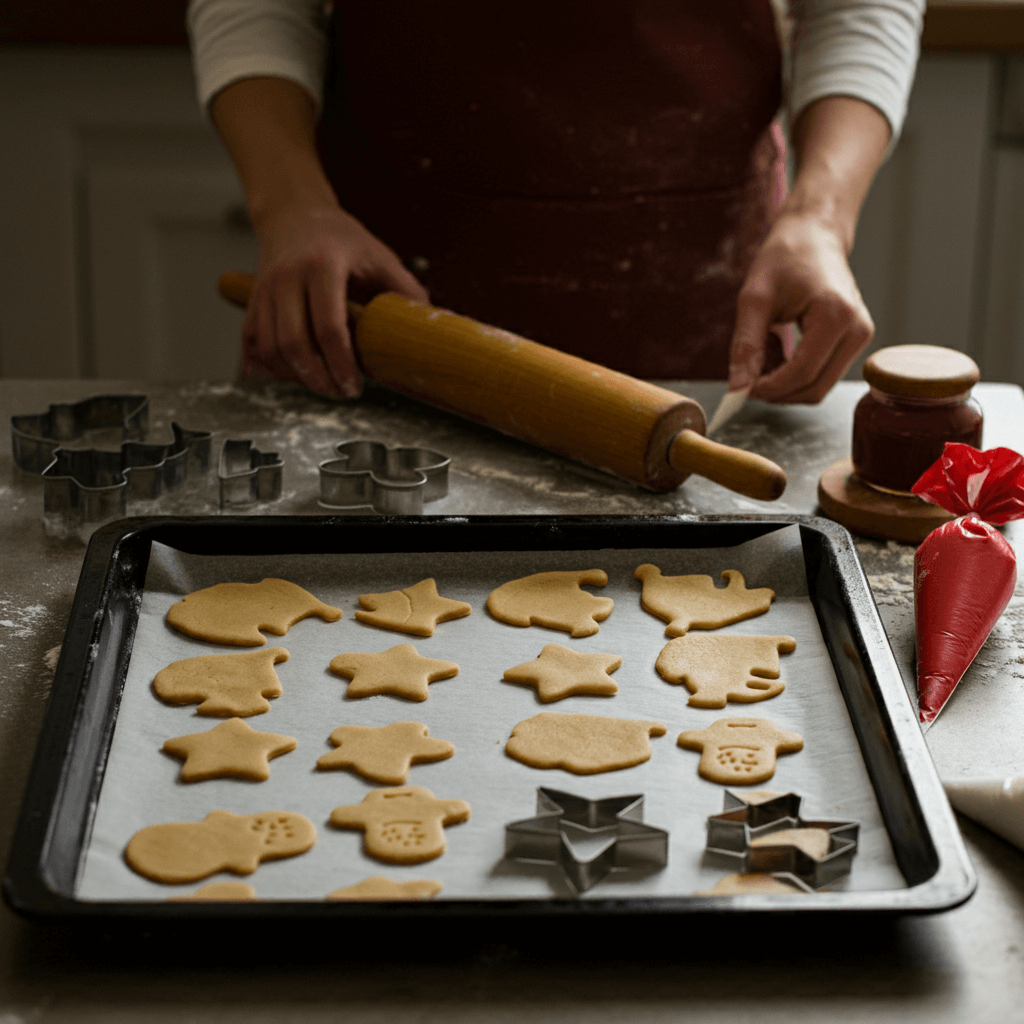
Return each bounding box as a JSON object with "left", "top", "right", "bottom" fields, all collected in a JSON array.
[{"left": 218, "top": 270, "right": 786, "bottom": 500}]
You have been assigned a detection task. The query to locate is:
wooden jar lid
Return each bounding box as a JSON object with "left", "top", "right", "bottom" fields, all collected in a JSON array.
[{"left": 863, "top": 345, "right": 980, "bottom": 399}]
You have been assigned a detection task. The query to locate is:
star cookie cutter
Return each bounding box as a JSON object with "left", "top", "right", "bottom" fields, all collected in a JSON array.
[
  {"left": 218, "top": 439, "right": 283, "bottom": 508},
  {"left": 505, "top": 787, "right": 668, "bottom": 894},
  {"left": 318, "top": 439, "right": 450, "bottom": 515},
  {"left": 704, "top": 790, "right": 859, "bottom": 890}
]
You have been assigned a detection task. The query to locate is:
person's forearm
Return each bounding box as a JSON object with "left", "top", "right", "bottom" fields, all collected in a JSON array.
[
  {"left": 783, "top": 95, "right": 891, "bottom": 254},
  {"left": 210, "top": 76, "right": 339, "bottom": 233}
]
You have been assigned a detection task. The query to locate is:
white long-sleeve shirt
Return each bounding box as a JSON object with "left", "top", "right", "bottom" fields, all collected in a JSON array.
[{"left": 187, "top": 0, "right": 924, "bottom": 143}]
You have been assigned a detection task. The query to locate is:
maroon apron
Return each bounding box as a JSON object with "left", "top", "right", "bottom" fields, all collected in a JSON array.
[{"left": 317, "top": 1, "right": 784, "bottom": 379}]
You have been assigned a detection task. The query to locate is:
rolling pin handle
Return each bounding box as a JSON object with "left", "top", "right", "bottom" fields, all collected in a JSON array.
[
  {"left": 216, "top": 270, "right": 364, "bottom": 321},
  {"left": 669, "top": 428, "right": 787, "bottom": 501}
]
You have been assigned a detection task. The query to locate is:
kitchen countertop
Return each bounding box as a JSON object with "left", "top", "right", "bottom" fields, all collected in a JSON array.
[{"left": 1, "top": 376, "right": 1023, "bottom": 1023}]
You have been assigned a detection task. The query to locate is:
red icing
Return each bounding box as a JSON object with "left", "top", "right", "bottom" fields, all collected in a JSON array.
[{"left": 910, "top": 444, "right": 1024, "bottom": 725}]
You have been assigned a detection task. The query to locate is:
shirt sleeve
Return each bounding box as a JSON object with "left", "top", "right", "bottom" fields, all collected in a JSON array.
[
  {"left": 187, "top": 0, "right": 329, "bottom": 114},
  {"left": 787, "top": 0, "right": 925, "bottom": 144}
]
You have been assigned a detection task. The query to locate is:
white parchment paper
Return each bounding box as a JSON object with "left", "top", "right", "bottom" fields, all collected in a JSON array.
[{"left": 78, "top": 525, "right": 905, "bottom": 900}]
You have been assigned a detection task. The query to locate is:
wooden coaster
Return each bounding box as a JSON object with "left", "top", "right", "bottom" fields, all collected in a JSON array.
[{"left": 817, "top": 459, "right": 953, "bottom": 544}]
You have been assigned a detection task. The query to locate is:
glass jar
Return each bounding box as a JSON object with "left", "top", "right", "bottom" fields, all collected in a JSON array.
[{"left": 852, "top": 345, "right": 983, "bottom": 494}]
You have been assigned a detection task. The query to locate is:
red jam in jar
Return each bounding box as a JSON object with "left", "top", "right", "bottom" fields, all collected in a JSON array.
[{"left": 852, "top": 344, "right": 983, "bottom": 494}]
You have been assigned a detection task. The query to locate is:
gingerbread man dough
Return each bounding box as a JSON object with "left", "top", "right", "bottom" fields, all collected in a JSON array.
[
  {"left": 676, "top": 717, "right": 804, "bottom": 785},
  {"left": 330, "top": 786, "right": 470, "bottom": 864},
  {"left": 487, "top": 569, "right": 613, "bottom": 637},
  {"left": 634, "top": 565, "right": 774, "bottom": 637},
  {"left": 654, "top": 634, "right": 796, "bottom": 708}
]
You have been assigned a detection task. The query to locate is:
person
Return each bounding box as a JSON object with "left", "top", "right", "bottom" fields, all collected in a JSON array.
[{"left": 188, "top": 0, "right": 923, "bottom": 404}]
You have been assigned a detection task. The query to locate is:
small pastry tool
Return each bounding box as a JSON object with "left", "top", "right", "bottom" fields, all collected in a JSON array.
[
  {"left": 318, "top": 439, "right": 450, "bottom": 515},
  {"left": 704, "top": 790, "right": 859, "bottom": 891},
  {"left": 705, "top": 386, "right": 750, "bottom": 435},
  {"left": 218, "top": 439, "right": 283, "bottom": 508},
  {"left": 504, "top": 787, "right": 668, "bottom": 893},
  {"left": 818, "top": 345, "right": 983, "bottom": 543}
]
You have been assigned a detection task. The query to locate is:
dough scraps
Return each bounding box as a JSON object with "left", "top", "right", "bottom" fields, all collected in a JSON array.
[
  {"left": 325, "top": 876, "right": 443, "bottom": 900},
  {"left": 162, "top": 717, "right": 297, "bottom": 782},
  {"left": 654, "top": 633, "right": 796, "bottom": 708},
  {"left": 125, "top": 810, "right": 316, "bottom": 883},
  {"left": 676, "top": 718, "right": 804, "bottom": 785},
  {"left": 750, "top": 827, "right": 832, "bottom": 860},
  {"left": 152, "top": 647, "right": 289, "bottom": 717},
  {"left": 634, "top": 566, "right": 774, "bottom": 637},
  {"left": 317, "top": 721, "right": 455, "bottom": 784},
  {"left": 166, "top": 578, "right": 342, "bottom": 646},
  {"left": 505, "top": 712, "right": 667, "bottom": 775},
  {"left": 330, "top": 786, "right": 471, "bottom": 864},
  {"left": 329, "top": 643, "right": 459, "bottom": 702},
  {"left": 355, "top": 578, "right": 471, "bottom": 637},
  {"left": 487, "top": 570, "right": 613, "bottom": 637},
  {"left": 502, "top": 643, "right": 622, "bottom": 702},
  {"left": 696, "top": 873, "right": 809, "bottom": 896},
  {"left": 170, "top": 882, "right": 258, "bottom": 901}
]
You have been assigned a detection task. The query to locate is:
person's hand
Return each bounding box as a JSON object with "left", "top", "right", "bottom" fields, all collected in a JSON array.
[
  {"left": 242, "top": 199, "right": 428, "bottom": 398},
  {"left": 727, "top": 209, "right": 874, "bottom": 404}
]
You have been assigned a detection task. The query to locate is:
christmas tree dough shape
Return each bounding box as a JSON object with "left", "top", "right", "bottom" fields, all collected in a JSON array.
[
  {"left": 634, "top": 565, "right": 774, "bottom": 637},
  {"left": 166, "top": 578, "right": 341, "bottom": 646},
  {"left": 487, "top": 569, "right": 613, "bottom": 637},
  {"left": 654, "top": 633, "right": 796, "bottom": 708},
  {"left": 355, "top": 578, "right": 471, "bottom": 637},
  {"left": 152, "top": 647, "right": 289, "bottom": 717},
  {"left": 503, "top": 643, "right": 621, "bottom": 702}
]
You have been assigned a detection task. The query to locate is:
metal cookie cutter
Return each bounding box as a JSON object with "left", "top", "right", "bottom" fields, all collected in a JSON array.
[
  {"left": 704, "top": 790, "right": 859, "bottom": 891},
  {"left": 505, "top": 788, "right": 668, "bottom": 894},
  {"left": 12, "top": 393, "right": 149, "bottom": 473},
  {"left": 40, "top": 421, "right": 212, "bottom": 530},
  {"left": 318, "top": 439, "right": 450, "bottom": 515},
  {"left": 218, "top": 439, "right": 283, "bottom": 508}
]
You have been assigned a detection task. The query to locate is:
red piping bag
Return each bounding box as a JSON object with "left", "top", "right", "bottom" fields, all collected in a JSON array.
[{"left": 911, "top": 444, "right": 1024, "bottom": 727}]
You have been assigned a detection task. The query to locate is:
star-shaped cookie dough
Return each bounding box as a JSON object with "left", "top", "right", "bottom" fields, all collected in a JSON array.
[
  {"left": 162, "top": 717, "right": 297, "bottom": 782},
  {"left": 317, "top": 721, "right": 455, "bottom": 784},
  {"left": 355, "top": 578, "right": 471, "bottom": 637},
  {"left": 503, "top": 643, "right": 622, "bottom": 702},
  {"left": 329, "top": 643, "right": 459, "bottom": 701}
]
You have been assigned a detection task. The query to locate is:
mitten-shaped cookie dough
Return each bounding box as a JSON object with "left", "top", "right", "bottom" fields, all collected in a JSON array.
[
  {"left": 634, "top": 566, "right": 774, "bottom": 637},
  {"left": 487, "top": 570, "right": 613, "bottom": 637},
  {"left": 330, "top": 786, "right": 470, "bottom": 863},
  {"left": 153, "top": 648, "right": 289, "bottom": 716},
  {"left": 355, "top": 578, "right": 471, "bottom": 636},
  {"left": 125, "top": 810, "right": 316, "bottom": 883},
  {"left": 676, "top": 718, "right": 803, "bottom": 785},
  {"left": 655, "top": 634, "right": 796, "bottom": 708}
]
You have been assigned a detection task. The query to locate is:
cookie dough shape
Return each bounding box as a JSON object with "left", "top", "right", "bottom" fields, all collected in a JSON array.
[
  {"left": 750, "top": 827, "right": 832, "bottom": 860},
  {"left": 170, "top": 882, "right": 258, "bottom": 901},
  {"left": 326, "top": 876, "right": 443, "bottom": 900},
  {"left": 355, "top": 578, "right": 471, "bottom": 637},
  {"left": 654, "top": 634, "right": 796, "bottom": 708},
  {"left": 166, "top": 578, "right": 342, "bottom": 646},
  {"left": 634, "top": 566, "right": 774, "bottom": 637},
  {"left": 696, "top": 873, "right": 809, "bottom": 896},
  {"left": 329, "top": 643, "right": 459, "bottom": 701},
  {"left": 317, "top": 721, "right": 455, "bottom": 784},
  {"left": 153, "top": 647, "right": 289, "bottom": 717},
  {"left": 506, "top": 712, "right": 667, "bottom": 775},
  {"left": 330, "top": 786, "right": 470, "bottom": 864},
  {"left": 162, "top": 717, "right": 297, "bottom": 782},
  {"left": 125, "top": 809, "right": 316, "bottom": 883},
  {"left": 503, "top": 643, "right": 622, "bottom": 702},
  {"left": 677, "top": 718, "right": 804, "bottom": 785},
  {"left": 487, "top": 569, "right": 613, "bottom": 637}
]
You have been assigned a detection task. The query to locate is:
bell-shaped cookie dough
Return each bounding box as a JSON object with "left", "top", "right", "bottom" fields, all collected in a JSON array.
[
  {"left": 166, "top": 578, "right": 341, "bottom": 646},
  {"left": 634, "top": 566, "right": 774, "bottom": 637},
  {"left": 355, "top": 578, "right": 471, "bottom": 637},
  {"left": 654, "top": 633, "right": 796, "bottom": 708},
  {"left": 125, "top": 809, "right": 316, "bottom": 883},
  {"left": 487, "top": 569, "right": 613, "bottom": 637}
]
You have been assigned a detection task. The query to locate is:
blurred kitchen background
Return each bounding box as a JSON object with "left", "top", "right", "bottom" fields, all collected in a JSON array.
[{"left": 2, "top": 0, "right": 1024, "bottom": 387}]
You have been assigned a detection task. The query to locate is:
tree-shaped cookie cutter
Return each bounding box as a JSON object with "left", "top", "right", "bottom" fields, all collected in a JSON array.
[
  {"left": 704, "top": 790, "right": 859, "bottom": 890},
  {"left": 218, "top": 439, "right": 283, "bottom": 507},
  {"left": 505, "top": 787, "right": 668, "bottom": 894},
  {"left": 318, "top": 439, "right": 450, "bottom": 515}
]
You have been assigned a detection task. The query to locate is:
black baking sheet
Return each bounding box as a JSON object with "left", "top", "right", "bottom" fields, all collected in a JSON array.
[{"left": 3, "top": 514, "right": 976, "bottom": 920}]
